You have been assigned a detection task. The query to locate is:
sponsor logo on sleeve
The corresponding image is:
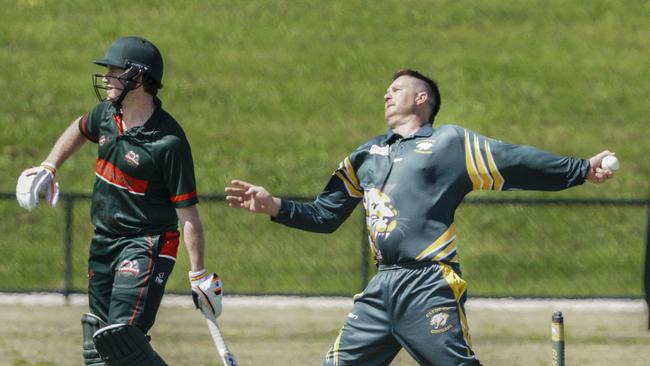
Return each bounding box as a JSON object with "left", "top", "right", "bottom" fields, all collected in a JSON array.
[
  {"left": 155, "top": 272, "right": 166, "bottom": 285},
  {"left": 369, "top": 144, "right": 390, "bottom": 156},
  {"left": 347, "top": 312, "right": 359, "bottom": 320}
]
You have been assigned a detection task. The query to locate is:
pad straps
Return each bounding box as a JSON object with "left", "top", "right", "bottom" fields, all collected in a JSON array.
[{"left": 93, "top": 323, "right": 168, "bottom": 366}]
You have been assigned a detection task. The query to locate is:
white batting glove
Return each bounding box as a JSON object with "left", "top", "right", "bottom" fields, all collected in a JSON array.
[
  {"left": 189, "top": 269, "right": 223, "bottom": 320},
  {"left": 16, "top": 163, "right": 60, "bottom": 211}
]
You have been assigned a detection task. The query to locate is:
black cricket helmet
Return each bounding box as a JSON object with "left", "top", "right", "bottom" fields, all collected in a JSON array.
[{"left": 92, "top": 36, "right": 164, "bottom": 104}]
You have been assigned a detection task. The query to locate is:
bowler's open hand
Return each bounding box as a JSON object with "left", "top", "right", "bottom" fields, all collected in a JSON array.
[{"left": 225, "top": 180, "right": 281, "bottom": 216}]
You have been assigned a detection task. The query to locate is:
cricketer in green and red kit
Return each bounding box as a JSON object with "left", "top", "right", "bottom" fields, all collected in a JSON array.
[
  {"left": 79, "top": 97, "right": 198, "bottom": 332},
  {"left": 273, "top": 123, "right": 589, "bottom": 366}
]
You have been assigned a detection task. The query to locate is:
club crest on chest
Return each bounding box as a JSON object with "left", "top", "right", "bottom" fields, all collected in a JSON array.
[
  {"left": 414, "top": 139, "right": 435, "bottom": 154},
  {"left": 125, "top": 150, "right": 140, "bottom": 167}
]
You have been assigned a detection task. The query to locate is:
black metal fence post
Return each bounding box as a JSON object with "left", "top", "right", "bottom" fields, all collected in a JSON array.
[{"left": 62, "top": 193, "right": 74, "bottom": 304}]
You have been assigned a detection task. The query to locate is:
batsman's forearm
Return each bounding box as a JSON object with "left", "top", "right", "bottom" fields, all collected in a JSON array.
[
  {"left": 44, "top": 117, "right": 87, "bottom": 168},
  {"left": 178, "top": 206, "right": 206, "bottom": 272},
  {"left": 183, "top": 221, "right": 205, "bottom": 272}
]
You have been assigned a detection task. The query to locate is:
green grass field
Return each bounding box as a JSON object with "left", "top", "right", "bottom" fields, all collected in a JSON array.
[
  {"left": 1, "top": 0, "right": 649, "bottom": 297},
  {"left": 0, "top": 297, "right": 648, "bottom": 365}
]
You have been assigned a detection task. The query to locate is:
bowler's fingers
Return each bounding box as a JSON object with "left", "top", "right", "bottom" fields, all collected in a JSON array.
[
  {"left": 225, "top": 180, "right": 250, "bottom": 203},
  {"left": 225, "top": 193, "right": 248, "bottom": 209},
  {"left": 225, "top": 184, "right": 259, "bottom": 199},
  {"left": 599, "top": 168, "right": 614, "bottom": 180},
  {"left": 590, "top": 168, "right": 614, "bottom": 184},
  {"left": 589, "top": 150, "right": 614, "bottom": 167},
  {"left": 586, "top": 150, "right": 617, "bottom": 184},
  {"left": 598, "top": 150, "right": 614, "bottom": 158},
  {"left": 229, "top": 179, "right": 253, "bottom": 190},
  {"left": 245, "top": 186, "right": 263, "bottom": 196},
  {"left": 224, "top": 186, "right": 246, "bottom": 196}
]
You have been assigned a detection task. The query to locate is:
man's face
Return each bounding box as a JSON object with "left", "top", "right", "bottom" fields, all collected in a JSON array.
[
  {"left": 102, "top": 66, "right": 127, "bottom": 101},
  {"left": 383, "top": 76, "right": 419, "bottom": 128}
]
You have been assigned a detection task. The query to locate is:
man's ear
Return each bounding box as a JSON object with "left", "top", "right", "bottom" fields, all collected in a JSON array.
[{"left": 415, "top": 91, "right": 429, "bottom": 106}]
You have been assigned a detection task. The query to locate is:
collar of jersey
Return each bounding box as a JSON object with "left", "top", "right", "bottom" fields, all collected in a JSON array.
[
  {"left": 112, "top": 97, "right": 164, "bottom": 138},
  {"left": 384, "top": 123, "right": 434, "bottom": 144}
]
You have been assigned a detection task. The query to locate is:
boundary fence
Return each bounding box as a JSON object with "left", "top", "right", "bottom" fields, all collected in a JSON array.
[{"left": 2, "top": 192, "right": 649, "bottom": 314}]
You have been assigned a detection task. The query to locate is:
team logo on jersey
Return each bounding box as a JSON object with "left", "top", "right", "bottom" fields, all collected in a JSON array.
[
  {"left": 426, "top": 307, "right": 453, "bottom": 334},
  {"left": 117, "top": 260, "right": 140, "bottom": 276},
  {"left": 363, "top": 188, "right": 399, "bottom": 262},
  {"left": 414, "top": 139, "right": 435, "bottom": 154},
  {"left": 124, "top": 151, "right": 140, "bottom": 167},
  {"left": 99, "top": 135, "right": 110, "bottom": 146},
  {"left": 364, "top": 188, "right": 398, "bottom": 236}
]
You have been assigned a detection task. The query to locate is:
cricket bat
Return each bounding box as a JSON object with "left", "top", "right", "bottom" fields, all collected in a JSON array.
[{"left": 205, "top": 317, "right": 238, "bottom": 366}]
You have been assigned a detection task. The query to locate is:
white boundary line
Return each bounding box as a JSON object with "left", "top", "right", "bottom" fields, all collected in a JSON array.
[{"left": 0, "top": 293, "right": 646, "bottom": 313}]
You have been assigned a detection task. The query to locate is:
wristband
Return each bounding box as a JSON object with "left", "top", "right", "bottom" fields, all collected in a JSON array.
[
  {"left": 189, "top": 269, "right": 207, "bottom": 281},
  {"left": 40, "top": 161, "right": 57, "bottom": 175}
]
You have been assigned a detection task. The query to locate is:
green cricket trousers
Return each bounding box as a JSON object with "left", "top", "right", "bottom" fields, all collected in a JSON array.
[
  {"left": 87, "top": 231, "right": 180, "bottom": 333},
  {"left": 322, "top": 261, "right": 482, "bottom": 366}
]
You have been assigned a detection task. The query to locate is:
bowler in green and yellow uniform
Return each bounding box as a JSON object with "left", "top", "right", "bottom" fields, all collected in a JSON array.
[{"left": 225, "top": 69, "right": 616, "bottom": 366}]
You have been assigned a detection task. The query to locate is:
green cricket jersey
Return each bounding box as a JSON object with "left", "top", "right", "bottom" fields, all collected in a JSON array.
[
  {"left": 274, "top": 123, "right": 589, "bottom": 265},
  {"left": 78, "top": 98, "right": 198, "bottom": 236}
]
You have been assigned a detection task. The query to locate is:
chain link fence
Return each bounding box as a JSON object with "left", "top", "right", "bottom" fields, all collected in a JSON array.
[{"left": 1, "top": 192, "right": 647, "bottom": 299}]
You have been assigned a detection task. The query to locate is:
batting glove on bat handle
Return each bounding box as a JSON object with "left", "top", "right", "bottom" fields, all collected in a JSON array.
[{"left": 189, "top": 270, "right": 223, "bottom": 319}]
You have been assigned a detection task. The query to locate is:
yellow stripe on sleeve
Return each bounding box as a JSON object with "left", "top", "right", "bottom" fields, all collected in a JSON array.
[
  {"left": 464, "top": 130, "right": 482, "bottom": 190},
  {"left": 473, "top": 135, "right": 494, "bottom": 190},
  {"left": 484, "top": 142, "right": 504, "bottom": 191},
  {"left": 343, "top": 157, "right": 361, "bottom": 190},
  {"left": 335, "top": 171, "right": 363, "bottom": 197}
]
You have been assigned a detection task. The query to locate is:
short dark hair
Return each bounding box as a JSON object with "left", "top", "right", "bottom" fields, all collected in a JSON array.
[
  {"left": 392, "top": 69, "right": 441, "bottom": 123},
  {"left": 143, "top": 76, "right": 162, "bottom": 96}
]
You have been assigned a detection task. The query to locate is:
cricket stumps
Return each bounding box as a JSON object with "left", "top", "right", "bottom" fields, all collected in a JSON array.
[{"left": 551, "top": 310, "right": 565, "bottom": 366}]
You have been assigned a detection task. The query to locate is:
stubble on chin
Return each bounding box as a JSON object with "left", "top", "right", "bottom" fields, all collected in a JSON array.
[{"left": 385, "top": 113, "right": 399, "bottom": 129}]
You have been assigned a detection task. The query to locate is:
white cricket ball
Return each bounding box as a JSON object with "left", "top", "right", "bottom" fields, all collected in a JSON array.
[{"left": 601, "top": 155, "right": 619, "bottom": 171}]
